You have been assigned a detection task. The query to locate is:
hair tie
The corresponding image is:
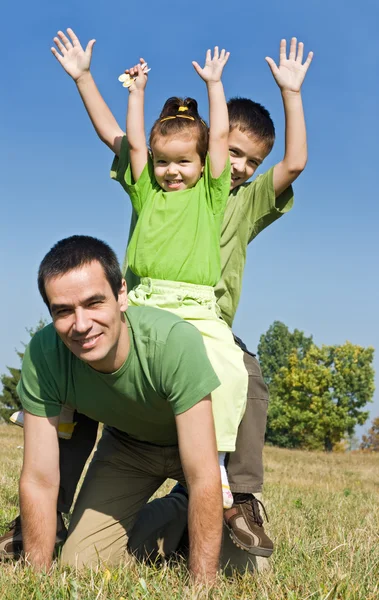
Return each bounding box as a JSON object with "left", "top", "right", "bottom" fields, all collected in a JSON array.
[
  {"left": 178, "top": 106, "right": 189, "bottom": 112},
  {"left": 160, "top": 114, "right": 195, "bottom": 122}
]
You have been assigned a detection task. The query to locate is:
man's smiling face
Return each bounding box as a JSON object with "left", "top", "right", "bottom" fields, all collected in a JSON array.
[
  {"left": 228, "top": 127, "right": 270, "bottom": 190},
  {"left": 46, "top": 261, "right": 129, "bottom": 373}
]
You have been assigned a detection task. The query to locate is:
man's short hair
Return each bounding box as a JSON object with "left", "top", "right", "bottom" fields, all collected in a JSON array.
[
  {"left": 227, "top": 97, "right": 275, "bottom": 153},
  {"left": 38, "top": 235, "right": 123, "bottom": 309}
]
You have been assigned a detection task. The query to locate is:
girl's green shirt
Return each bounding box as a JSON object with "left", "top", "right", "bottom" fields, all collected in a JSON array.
[{"left": 111, "top": 137, "right": 230, "bottom": 287}]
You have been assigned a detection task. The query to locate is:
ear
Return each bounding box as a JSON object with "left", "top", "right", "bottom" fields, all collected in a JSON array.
[{"left": 118, "top": 279, "right": 128, "bottom": 312}]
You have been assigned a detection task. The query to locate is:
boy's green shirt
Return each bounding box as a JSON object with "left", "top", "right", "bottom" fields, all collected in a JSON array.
[{"left": 111, "top": 140, "right": 294, "bottom": 327}]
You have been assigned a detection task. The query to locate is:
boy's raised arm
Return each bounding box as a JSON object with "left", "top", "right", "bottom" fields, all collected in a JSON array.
[
  {"left": 265, "top": 38, "right": 313, "bottom": 197},
  {"left": 51, "top": 28, "right": 124, "bottom": 156},
  {"left": 125, "top": 61, "right": 149, "bottom": 182},
  {"left": 193, "top": 47, "right": 230, "bottom": 178}
]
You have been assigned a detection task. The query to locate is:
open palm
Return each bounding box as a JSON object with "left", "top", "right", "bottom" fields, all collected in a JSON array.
[
  {"left": 51, "top": 28, "right": 95, "bottom": 81},
  {"left": 192, "top": 47, "right": 230, "bottom": 83},
  {"left": 266, "top": 38, "right": 313, "bottom": 93}
]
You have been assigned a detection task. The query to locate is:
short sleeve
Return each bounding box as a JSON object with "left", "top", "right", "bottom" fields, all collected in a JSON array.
[
  {"left": 110, "top": 137, "right": 157, "bottom": 215},
  {"left": 237, "top": 167, "right": 294, "bottom": 243},
  {"left": 203, "top": 154, "right": 231, "bottom": 215},
  {"left": 160, "top": 321, "right": 220, "bottom": 415},
  {"left": 17, "top": 335, "right": 62, "bottom": 418}
]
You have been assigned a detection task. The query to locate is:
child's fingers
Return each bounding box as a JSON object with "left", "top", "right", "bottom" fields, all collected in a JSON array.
[
  {"left": 223, "top": 51, "right": 230, "bottom": 64},
  {"left": 67, "top": 27, "right": 79, "bottom": 46},
  {"left": 265, "top": 56, "right": 279, "bottom": 77},
  {"left": 205, "top": 49, "right": 211, "bottom": 63},
  {"left": 279, "top": 39, "right": 286, "bottom": 64},
  {"left": 213, "top": 46, "right": 219, "bottom": 60},
  {"left": 303, "top": 51, "right": 314, "bottom": 70},
  {"left": 85, "top": 39, "right": 96, "bottom": 56},
  {"left": 53, "top": 36, "right": 66, "bottom": 54},
  {"left": 51, "top": 47, "right": 63, "bottom": 63},
  {"left": 296, "top": 41, "right": 304, "bottom": 63},
  {"left": 192, "top": 61, "right": 202, "bottom": 76},
  {"left": 289, "top": 37, "right": 297, "bottom": 61},
  {"left": 57, "top": 30, "right": 73, "bottom": 51}
]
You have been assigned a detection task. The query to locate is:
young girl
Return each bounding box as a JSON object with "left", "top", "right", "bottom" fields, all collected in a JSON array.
[{"left": 111, "top": 49, "right": 248, "bottom": 509}]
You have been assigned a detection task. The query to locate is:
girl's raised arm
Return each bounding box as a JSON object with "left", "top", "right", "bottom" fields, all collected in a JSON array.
[
  {"left": 126, "top": 59, "right": 150, "bottom": 182},
  {"left": 192, "top": 48, "right": 230, "bottom": 178}
]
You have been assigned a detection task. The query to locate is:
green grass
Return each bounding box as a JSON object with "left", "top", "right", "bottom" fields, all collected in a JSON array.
[{"left": 1, "top": 424, "right": 378, "bottom": 599}]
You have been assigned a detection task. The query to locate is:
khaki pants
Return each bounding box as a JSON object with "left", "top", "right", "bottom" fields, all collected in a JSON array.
[
  {"left": 61, "top": 425, "right": 266, "bottom": 573},
  {"left": 61, "top": 426, "right": 186, "bottom": 568}
]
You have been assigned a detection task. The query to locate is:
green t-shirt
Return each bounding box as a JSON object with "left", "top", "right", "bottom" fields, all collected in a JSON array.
[
  {"left": 122, "top": 168, "right": 294, "bottom": 327},
  {"left": 215, "top": 168, "right": 294, "bottom": 327},
  {"left": 111, "top": 137, "right": 230, "bottom": 287},
  {"left": 17, "top": 306, "right": 220, "bottom": 446}
]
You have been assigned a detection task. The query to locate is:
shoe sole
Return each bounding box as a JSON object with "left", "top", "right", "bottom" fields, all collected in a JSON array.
[{"left": 225, "top": 525, "right": 274, "bottom": 557}]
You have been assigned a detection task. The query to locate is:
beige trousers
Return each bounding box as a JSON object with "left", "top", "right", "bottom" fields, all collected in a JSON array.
[{"left": 61, "top": 426, "right": 269, "bottom": 573}]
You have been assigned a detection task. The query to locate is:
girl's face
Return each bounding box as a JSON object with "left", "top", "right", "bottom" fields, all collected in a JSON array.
[{"left": 152, "top": 133, "right": 203, "bottom": 192}]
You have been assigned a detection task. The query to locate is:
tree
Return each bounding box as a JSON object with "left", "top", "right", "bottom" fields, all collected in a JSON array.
[
  {"left": 258, "top": 320, "right": 313, "bottom": 386},
  {"left": 266, "top": 342, "right": 375, "bottom": 451},
  {"left": 0, "top": 320, "right": 47, "bottom": 422},
  {"left": 360, "top": 417, "right": 379, "bottom": 451}
]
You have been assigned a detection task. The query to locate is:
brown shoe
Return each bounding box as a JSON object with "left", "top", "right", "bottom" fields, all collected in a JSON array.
[
  {"left": 0, "top": 513, "right": 67, "bottom": 560},
  {"left": 224, "top": 493, "right": 274, "bottom": 557}
]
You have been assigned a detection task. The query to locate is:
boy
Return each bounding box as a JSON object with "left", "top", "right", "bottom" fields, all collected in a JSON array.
[{"left": 0, "top": 31, "right": 312, "bottom": 560}]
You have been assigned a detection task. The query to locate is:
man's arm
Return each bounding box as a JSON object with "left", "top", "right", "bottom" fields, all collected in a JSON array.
[
  {"left": 175, "top": 397, "right": 223, "bottom": 583},
  {"left": 51, "top": 28, "right": 124, "bottom": 156},
  {"left": 265, "top": 37, "right": 313, "bottom": 197},
  {"left": 193, "top": 48, "right": 230, "bottom": 178},
  {"left": 20, "top": 411, "right": 60, "bottom": 570}
]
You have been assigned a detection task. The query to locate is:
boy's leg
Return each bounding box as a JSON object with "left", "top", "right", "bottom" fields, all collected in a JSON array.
[
  {"left": 224, "top": 339, "right": 273, "bottom": 557},
  {"left": 58, "top": 412, "right": 99, "bottom": 513},
  {"left": 0, "top": 412, "right": 99, "bottom": 559},
  {"left": 61, "top": 426, "right": 169, "bottom": 568},
  {"left": 129, "top": 486, "right": 266, "bottom": 574}
]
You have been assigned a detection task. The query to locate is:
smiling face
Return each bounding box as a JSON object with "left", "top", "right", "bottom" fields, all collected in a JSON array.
[
  {"left": 45, "top": 261, "right": 129, "bottom": 373},
  {"left": 228, "top": 127, "right": 271, "bottom": 190},
  {"left": 152, "top": 133, "right": 204, "bottom": 192}
]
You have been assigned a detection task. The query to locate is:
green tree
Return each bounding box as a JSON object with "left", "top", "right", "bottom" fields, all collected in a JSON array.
[
  {"left": 0, "top": 320, "right": 47, "bottom": 422},
  {"left": 266, "top": 342, "right": 375, "bottom": 451},
  {"left": 360, "top": 417, "right": 379, "bottom": 451},
  {"left": 257, "top": 320, "right": 313, "bottom": 386}
]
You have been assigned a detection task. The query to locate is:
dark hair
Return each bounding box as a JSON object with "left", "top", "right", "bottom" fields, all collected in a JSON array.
[
  {"left": 38, "top": 235, "right": 122, "bottom": 310},
  {"left": 149, "top": 96, "right": 209, "bottom": 163},
  {"left": 227, "top": 97, "right": 275, "bottom": 153}
]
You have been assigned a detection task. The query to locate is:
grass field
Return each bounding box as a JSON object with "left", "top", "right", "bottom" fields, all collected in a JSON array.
[{"left": 0, "top": 424, "right": 378, "bottom": 599}]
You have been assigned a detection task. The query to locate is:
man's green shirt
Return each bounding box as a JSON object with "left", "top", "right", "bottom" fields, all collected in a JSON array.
[{"left": 17, "top": 307, "right": 220, "bottom": 445}]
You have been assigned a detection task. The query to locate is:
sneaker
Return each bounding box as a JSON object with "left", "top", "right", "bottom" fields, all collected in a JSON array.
[
  {"left": 223, "top": 493, "right": 274, "bottom": 557},
  {"left": 0, "top": 513, "right": 68, "bottom": 560},
  {"left": 10, "top": 408, "right": 76, "bottom": 440}
]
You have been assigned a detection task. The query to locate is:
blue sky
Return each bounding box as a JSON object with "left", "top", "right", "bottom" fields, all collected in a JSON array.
[{"left": 1, "top": 0, "right": 378, "bottom": 437}]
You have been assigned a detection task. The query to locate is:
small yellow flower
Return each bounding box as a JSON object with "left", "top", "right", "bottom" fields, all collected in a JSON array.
[{"left": 118, "top": 63, "right": 150, "bottom": 87}]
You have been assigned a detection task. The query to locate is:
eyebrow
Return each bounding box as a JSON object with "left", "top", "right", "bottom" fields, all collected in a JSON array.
[
  {"left": 229, "top": 146, "right": 262, "bottom": 164},
  {"left": 50, "top": 294, "right": 106, "bottom": 314}
]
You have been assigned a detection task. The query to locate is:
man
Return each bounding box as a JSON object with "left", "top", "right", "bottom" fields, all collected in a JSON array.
[{"left": 16, "top": 234, "right": 223, "bottom": 582}]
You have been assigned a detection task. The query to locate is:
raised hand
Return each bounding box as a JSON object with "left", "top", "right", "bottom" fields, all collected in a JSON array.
[
  {"left": 192, "top": 47, "right": 230, "bottom": 83},
  {"left": 51, "top": 28, "right": 95, "bottom": 81},
  {"left": 265, "top": 38, "right": 313, "bottom": 93},
  {"left": 123, "top": 58, "right": 149, "bottom": 92}
]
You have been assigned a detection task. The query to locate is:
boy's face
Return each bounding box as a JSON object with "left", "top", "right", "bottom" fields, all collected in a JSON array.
[{"left": 228, "top": 127, "right": 271, "bottom": 190}]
